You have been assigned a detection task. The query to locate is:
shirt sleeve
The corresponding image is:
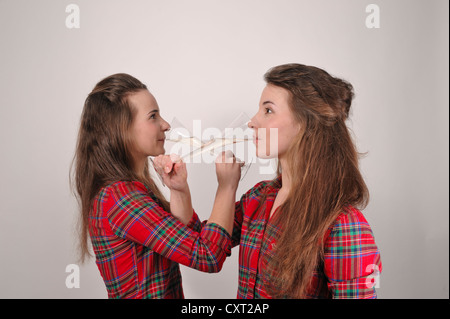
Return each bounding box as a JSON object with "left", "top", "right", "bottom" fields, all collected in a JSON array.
[
  {"left": 186, "top": 210, "right": 202, "bottom": 233},
  {"left": 231, "top": 180, "right": 271, "bottom": 248},
  {"left": 104, "top": 181, "right": 231, "bottom": 273},
  {"left": 198, "top": 198, "right": 243, "bottom": 249},
  {"left": 323, "top": 208, "right": 382, "bottom": 299},
  {"left": 231, "top": 199, "right": 244, "bottom": 248}
]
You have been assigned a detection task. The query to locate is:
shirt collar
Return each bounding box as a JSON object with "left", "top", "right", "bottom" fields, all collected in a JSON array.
[{"left": 265, "top": 175, "right": 282, "bottom": 195}]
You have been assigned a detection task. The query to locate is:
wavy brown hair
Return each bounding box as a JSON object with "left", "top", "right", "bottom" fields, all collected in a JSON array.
[
  {"left": 70, "top": 73, "right": 169, "bottom": 263},
  {"left": 264, "top": 64, "right": 369, "bottom": 298}
]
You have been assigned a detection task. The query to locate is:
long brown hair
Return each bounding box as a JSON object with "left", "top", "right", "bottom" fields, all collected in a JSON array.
[
  {"left": 264, "top": 64, "right": 369, "bottom": 298},
  {"left": 70, "top": 73, "right": 169, "bottom": 263}
]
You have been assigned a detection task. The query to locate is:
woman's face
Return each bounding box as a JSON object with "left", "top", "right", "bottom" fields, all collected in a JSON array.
[
  {"left": 249, "top": 84, "right": 301, "bottom": 159},
  {"left": 128, "top": 90, "right": 170, "bottom": 160}
]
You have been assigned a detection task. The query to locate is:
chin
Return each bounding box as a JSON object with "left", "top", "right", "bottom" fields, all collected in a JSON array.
[
  {"left": 256, "top": 152, "right": 278, "bottom": 159},
  {"left": 256, "top": 145, "right": 278, "bottom": 159},
  {"left": 149, "top": 148, "right": 166, "bottom": 157}
]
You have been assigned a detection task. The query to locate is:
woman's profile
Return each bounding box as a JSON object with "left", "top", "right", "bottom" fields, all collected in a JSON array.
[
  {"left": 240, "top": 63, "right": 382, "bottom": 298},
  {"left": 71, "top": 73, "right": 241, "bottom": 298},
  {"left": 167, "top": 63, "right": 382, "bottom": 298}
]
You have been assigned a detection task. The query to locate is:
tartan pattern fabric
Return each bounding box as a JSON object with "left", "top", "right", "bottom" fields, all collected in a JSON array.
[
  {"left": 232, "top": 176, "right": 382, "bottom": 299},
  {"left": 89, "top": 180, "right": 231, "bottom": 299},
  {"left": 323, "top": 210, "right": 382, "bottom": 298}
]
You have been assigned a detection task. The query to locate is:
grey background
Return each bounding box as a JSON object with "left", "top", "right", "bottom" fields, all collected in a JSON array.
[{"left": 0, "top": 0, "right": 448, "bottom": 299}]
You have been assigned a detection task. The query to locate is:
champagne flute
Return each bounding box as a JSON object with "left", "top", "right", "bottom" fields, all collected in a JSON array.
[
  {"left": 150, "top": 117, "right": 194, "bottom": 186},
  {"left": 152, "top": 113, "right": 253, "bottom": 185},
  {"left": 217, "top": 112, "right": 253, "bottom": 181},
  {"left": 165, "top": 117, "right": 203, "bottom": 148},
  {"left": 180, "top": 112, "right": 253, "bottom": 181},
  {"left": 151, "top": 117, "right": 201, "bottom": 186}
]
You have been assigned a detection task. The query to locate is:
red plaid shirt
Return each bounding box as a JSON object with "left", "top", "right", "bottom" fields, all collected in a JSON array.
[
  {"left": 232, "top": 176, "right": 382, "bottom": 299},
  {"left": 89, "top": 181, "right": 231, "bottom": 299}
]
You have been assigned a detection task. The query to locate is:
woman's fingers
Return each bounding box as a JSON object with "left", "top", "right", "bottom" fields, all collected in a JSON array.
[
  {"left": 154, "top": 155, "right": 174, "bottom": 173},
  {"left": 154, "top": 154, "right": 184, "bottom": 175},
  {"left": 215, "top": 151, "right": 242, "bottom": 188},
  {"left": 215, "top": 150, "right": 235, "bottom": 163}
]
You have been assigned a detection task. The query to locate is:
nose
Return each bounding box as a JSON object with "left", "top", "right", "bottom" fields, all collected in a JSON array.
[
  {"left": 248, "top": 115, "right": 258, "bottom": 129},
  {"left": 161, "top": 118, "right": 171, "bottom": 132}
]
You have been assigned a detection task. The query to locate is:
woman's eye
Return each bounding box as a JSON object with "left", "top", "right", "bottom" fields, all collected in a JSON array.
[
  {"left": 265, "top": 108, "right": 273, "bottom": 114},
  {"left": 149, "top": 114, "right": 156, "bottom": 119}
]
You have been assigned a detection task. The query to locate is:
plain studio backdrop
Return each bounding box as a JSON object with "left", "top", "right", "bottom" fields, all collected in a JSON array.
[{"left": 0, "top": 0, "right": 448, "bottom": 299}]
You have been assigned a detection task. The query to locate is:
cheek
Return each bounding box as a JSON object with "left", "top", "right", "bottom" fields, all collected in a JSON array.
[
  {"left": 255, "top": 127, "right": 280, "bottom": 158},
  {"left": 266, "top": 127, "right": 295, "bottom": 155},
  {"left": 255, "top": 117, "right": 300, "bottom": 157},
  {"left": 134, "top": 125, "right": 159, "bottom": 151},
  {"left": 278, "top": 124, "right": 300, "bottom": 150}
]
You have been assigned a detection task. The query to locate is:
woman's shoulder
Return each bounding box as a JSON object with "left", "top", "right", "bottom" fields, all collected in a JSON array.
[
  {"left": 97, "top": 180, "right": 148, "bottom": 201},
  {"left": 326, "top": 206, "right": 376, "bottom": 240},
  {"left": 336, "top": 206, "right": 370, "bottom": 225},
  {"left": 94, "top": 180, "right": 158, "bottom": 214}
]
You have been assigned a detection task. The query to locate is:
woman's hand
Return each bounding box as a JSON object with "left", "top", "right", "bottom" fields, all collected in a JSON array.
[
  {"left": 153, "top": 154, "right": 193, "bottom": 225},
  {"left": 215, "top": 150, "right": 244, "bottom": 191},
  {"left": 206, "top": 151, "right": 243, "bottom": 235},
  {"left": 153, "top": 154, "right": 188, "bottom": 192}
]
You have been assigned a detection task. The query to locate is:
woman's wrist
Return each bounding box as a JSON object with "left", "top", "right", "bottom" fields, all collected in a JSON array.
[
  {"left": 169, "top": 183, "right": 190, "bottom": 195},
  {"left": 217, "top": 183, "right": 238, "bottom": 194},
  {"left": 207, "top": 185, "right": 237, "bottom": 235},
  {"left": 169, "top": 185, "right": 193, "bottom": 225}
]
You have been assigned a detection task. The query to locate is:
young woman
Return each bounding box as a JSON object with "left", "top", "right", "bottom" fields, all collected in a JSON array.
[
  {"left": 234, "top": 63, "right": 383, "bottom": 298},
  {"left": 164, "top": 63, "right": 382, "bottom": 298},
  {"left": 71, "top": 73, "right": 241, "bottom": 298}
]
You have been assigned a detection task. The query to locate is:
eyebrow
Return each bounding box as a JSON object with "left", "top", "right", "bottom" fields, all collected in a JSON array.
[
  {"left": 147, "top": 109, "right": 159, "bottom": 115},
  {"left": 262, "top": 101, "right": 276, "bottom": 106}
]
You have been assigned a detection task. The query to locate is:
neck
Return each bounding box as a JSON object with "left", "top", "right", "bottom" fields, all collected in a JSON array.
[
  {"left": 278, "top": 156, "right": 293, "bottom": 191},
  {"left": 133, "top": 156, "right": 147, "bottom": 178}
]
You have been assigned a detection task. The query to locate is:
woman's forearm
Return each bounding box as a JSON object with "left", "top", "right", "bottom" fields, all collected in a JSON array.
[
  {"left": 207, "top": 185, "right": 237, "bottom": 235},
  {"left": 169, "top": 185, "right": 193, "bottom": 225}
]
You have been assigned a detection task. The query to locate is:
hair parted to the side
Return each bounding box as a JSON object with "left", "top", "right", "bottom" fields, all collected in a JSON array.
[
  {"left": 70, "top": 73, "right": 170, "bottom": 263},
  {"left": 263, "top": 64, "right": 369, "bottom": 298}
]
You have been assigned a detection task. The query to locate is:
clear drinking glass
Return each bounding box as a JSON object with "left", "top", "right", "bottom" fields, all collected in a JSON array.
[
  {"left": 217, "top": 112, "right": 253, "bottom": 180},
  {"left": 152, "top": 113, "right": 253, "bottom": 185}
]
